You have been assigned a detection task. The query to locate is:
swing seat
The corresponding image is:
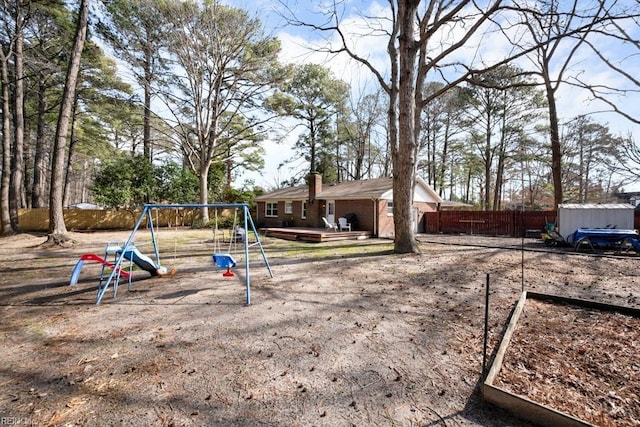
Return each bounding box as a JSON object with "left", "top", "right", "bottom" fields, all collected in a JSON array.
[{"left": 212, "top": 253, "right": 236, "bottom": 277}]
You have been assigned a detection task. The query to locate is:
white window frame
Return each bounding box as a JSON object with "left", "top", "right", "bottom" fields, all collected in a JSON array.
[
  {"left": 386, "top": 201, "right": 393, "bottom": 216},
  {"left": 265, "top": 202, "right": 278, "bottom": 217},
  {"left": 301, "top": 201, "right": 307, "bottom": 219},
  {"left": 284, "top": 201, "right": 293, "bottom": 214}
]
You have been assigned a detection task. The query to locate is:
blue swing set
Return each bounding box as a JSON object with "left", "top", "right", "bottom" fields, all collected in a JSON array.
[{"left": 91, "top": 203, "right": 272, "bottom": 305}]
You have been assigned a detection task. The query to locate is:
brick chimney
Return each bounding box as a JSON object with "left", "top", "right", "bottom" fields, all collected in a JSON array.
[{"left": 308, "top": 173, "right": 322, "bottom": 203}]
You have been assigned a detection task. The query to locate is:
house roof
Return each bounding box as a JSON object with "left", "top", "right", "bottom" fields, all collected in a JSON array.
[
  {"left": 318, "top": 177, "right": 396, "bottom": 200},
  {"left": 255, "top": 176, "right": 443, "bottom": 204},
  {"left": 254, "top": 185, "right": 308, "bottom": 201}
]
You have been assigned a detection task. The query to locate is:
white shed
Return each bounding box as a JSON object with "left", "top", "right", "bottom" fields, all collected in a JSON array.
[{"left": 557, "top": 203, "right": 636, "bottom": 239}]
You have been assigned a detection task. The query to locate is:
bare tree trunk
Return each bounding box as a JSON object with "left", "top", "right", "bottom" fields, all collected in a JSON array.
[
  {"left": 199, "top": 167, "right": 210, "bottom": 223},
  {"left": 23, "top": 128, "right": 33, "bottom": 208},
  {"left": 0, "top": 46, "right": 12, "bottom": 234},
  {"left": 32, "top": 76, "right": 48, "bottom": 208},
  {"left": 493, "top": 148, "right": 505, "bottom": 210},
  {"left": 483, "top": 121, "right": 492, "bottom": 211},
  {"left": 393, "top": 0, "right": 420, "bottom": 254},
  {"left": 438, "top": 118, "right": 451, "bottom": 197},
  {"left": 9, "top": 5, "right": 25, "bottom": 232},
  {"left": 48, "top": 0, "right": 90, "bottom": 239},
  {"left": 465, "top": 169, "right": 472, "bottom": 203},
  {"left": 493, "top": 114, "right": 508, "bottom": 211},
  {"left": 63, "top": 95, "right": 80, "bottom": 207},
  {"left": 545, "top": 76, "right": 563, "bottom": 208},
  {"left": 143, "top": 46, "right": 152, "bottom": 161}
]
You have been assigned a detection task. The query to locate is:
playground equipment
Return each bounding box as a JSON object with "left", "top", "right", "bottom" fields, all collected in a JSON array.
[
  {"left": 91, "top": 203, "right": 272, "bottom": 305},
  {"left": 69, "top": 253, "right": 131, "bottom": 287},
  {"left": 70, "top": 241, "right": 175, "bottom": 298},
  {"left": 212, "top": 254, "right": 237, "bottom": 277},
  {"left": 210, "top": 209, "right": 242, "bottom": 278}
]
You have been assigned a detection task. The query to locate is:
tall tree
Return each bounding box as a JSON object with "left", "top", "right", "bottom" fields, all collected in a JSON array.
[
  {"left": 25, "top": 0, "right": 73, "bottom": 208},
  {"left": 62, "top": 41, "right": 134, "bottom": 206},
  {"left": 516, "top": 0, "right": 611, "bottom": 207},
  {"left": 267, "top": 63, "right": 348, "bottom": 180},
  {"left": 97, "top": 0, "right": 169, "bottom": 162},
  {"left": 418, "top": 83, "right": 468, "bottom": 198},
  {"left": 161, "top": 0, "right": 281, "bottom": 222},
  {"left": 9, "top": 0, "right": 27, "bottom": 231},
  {"left": 283, "top": 1, "right": 516, "bottom": 252},
  {"left": 463, "top": 65, "right": 545, "bottom": 210},
  {"left": 48, "top": 0, "right": 89, "bottom": 239},
  {"left": 212, "top": 114, "right": 266, "bottom": 189},
  {"left": 562, "top": 115, "right": 621, "bottom": 203},
  {"left": 341, "top": 90, "right": 386, "bottom": 181},
  {"left": 0, "top": 3, "right": 15, "bottom": 234},
  {"left": 282, "top": 0, "right": 618, "bottom": 251},
  {"left": 613, "top": 134, "right": 640, "bottom": 189}
]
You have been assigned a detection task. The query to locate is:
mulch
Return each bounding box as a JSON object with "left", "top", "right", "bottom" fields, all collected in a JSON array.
[{"left": 494, "top": 298, "right": 640, "bottom": 426}]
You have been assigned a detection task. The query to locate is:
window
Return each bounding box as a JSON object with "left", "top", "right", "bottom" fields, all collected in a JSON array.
[
  {"left": 284, "top": 201, "right": 293, "bottom": 214},
  {"left": 386, "top": 201, "right": 393, "bottom": 215},
  {"left": 265, "top": 202, "right": 278, "bottom": 217},
  {"left": 301, "top": 201, "right": 307, "bottom": 219}
]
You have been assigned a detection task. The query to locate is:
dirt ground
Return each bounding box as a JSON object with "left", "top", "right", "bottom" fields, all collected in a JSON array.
[{"left": 1, "top": 229, "right": 639, "bottom": 426}]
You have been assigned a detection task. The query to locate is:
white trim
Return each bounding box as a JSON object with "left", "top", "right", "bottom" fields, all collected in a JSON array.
[
  {"left": 380, "top": 189, "right": 393, "bottom": 200},
  {"left": 265, "top": 201, "right": 278, "bottom": 217}
]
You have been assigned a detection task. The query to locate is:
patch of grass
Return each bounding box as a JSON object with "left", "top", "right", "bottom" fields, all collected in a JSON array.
[
  {"left": 262, "top": 238, "right": 394, "bottom": 260},
  {"left": 146, "top": 229, "right": 395, "bottom": 262}
]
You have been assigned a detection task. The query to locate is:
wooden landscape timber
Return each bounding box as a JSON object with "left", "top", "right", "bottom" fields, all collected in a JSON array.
[{"left": 483, "top": 291, "right": 640, "bottom": 427}]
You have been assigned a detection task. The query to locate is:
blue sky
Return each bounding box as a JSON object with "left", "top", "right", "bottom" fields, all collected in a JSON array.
[{"left": 226, "top": 1, "right": 640, "bottom": 191}]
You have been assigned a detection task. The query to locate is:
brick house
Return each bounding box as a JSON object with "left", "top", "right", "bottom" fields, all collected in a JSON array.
[{"left": 254, "top": 174, "right": 443, "bottom": 238}]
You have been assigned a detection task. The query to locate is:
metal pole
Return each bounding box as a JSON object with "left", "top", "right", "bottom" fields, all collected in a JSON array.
[
  {"left": 96, "top": 206, "right": 148, "bottom": 304},
  {"left": 148, "top": 207, "right": 160, "bottom": 265},
  {"left": 482, "top": 273, "right": 490, "bottom": 380},
  {"left": 243, "top": 206, "right": 250, "bottom": 305},
  {"left": 247, "top": 209, "right": 273, "bottom": 278}
]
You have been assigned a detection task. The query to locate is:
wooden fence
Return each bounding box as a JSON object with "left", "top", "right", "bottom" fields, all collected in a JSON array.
[
  {"left": 424, "top": 210, "right": 640, "bottom": 237},
  {"left": 425, "top": 210, "right": 555, "bottom": 237},
  {"left": 7, "top": 207, "right": 234, "bottom": 233},
  {"left": 7, "top": 207, "right": 640, "bottom": 237}
]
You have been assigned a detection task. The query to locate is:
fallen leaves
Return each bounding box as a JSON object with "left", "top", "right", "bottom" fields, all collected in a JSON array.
[{"left": 496, "top": 299, "right": 640, "bottom": 426}]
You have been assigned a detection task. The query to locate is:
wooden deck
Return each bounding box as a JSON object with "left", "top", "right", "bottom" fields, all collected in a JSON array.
[{"left": 261, "top": 227, "right": 371, "bottom": 243}]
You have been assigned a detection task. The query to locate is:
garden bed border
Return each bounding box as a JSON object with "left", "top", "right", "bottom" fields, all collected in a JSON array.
[{"left": 482, "top": 290, "right": 640, "bottom": 427}]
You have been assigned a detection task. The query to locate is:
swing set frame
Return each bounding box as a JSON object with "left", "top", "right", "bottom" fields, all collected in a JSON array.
[{"left": 95, "top": 203, "right": 273, "bottom": 305}]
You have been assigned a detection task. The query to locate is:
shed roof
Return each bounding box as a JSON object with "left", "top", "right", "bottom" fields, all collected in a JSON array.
[{"left": 559, "top": 203, "right": 635, "bottom": 210}]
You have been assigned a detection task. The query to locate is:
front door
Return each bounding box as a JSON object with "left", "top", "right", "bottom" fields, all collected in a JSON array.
[{"left": 326, "top": 200, "right": 336, "bottom": 225}]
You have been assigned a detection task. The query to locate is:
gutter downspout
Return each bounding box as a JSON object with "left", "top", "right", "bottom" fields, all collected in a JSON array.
[{"left": 372, "top": 198, "right": 378, "bottom": 237}]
